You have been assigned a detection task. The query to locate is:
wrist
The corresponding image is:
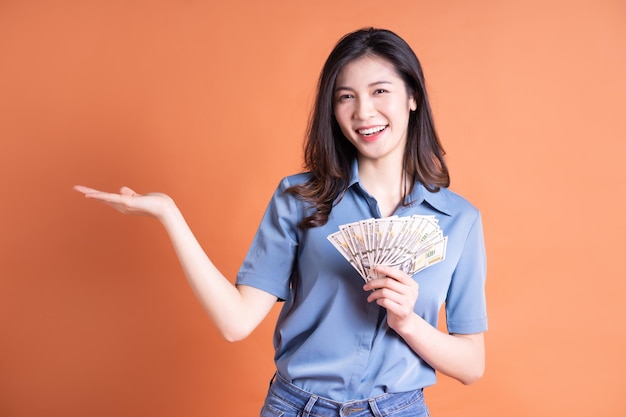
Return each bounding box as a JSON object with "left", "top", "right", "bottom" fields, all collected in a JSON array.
[
  {"left": 392, "top": 311, "right": 422, "bottom": 338},
  {"left": 155, "top": 196, "right": 179, "bottom": 224}
]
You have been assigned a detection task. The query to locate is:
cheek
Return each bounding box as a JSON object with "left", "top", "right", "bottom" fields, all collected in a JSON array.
[
  {"left": 388, "top": 102, "right": 412, "bottom": 123},
  {"left": 334, "top": 108, "right": 352, "bottom": 131}
]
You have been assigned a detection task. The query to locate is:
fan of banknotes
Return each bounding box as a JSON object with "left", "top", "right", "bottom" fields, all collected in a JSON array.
[{"left": 327, "top": 215, "right": 447, "bottom": 282}]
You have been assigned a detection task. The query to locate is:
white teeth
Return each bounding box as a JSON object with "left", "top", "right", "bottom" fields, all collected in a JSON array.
[{"left": 357, "top": 126, "right": 386, "bottom": 135}]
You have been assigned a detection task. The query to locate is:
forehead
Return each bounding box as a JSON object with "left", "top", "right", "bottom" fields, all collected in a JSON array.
[{"left": 335, "top": 55, "right": 402, "bottom": 88}]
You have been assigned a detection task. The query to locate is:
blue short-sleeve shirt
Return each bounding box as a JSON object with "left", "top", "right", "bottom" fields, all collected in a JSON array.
[{"left": 236, "top": 164, "right": 488, "bottom": 402}]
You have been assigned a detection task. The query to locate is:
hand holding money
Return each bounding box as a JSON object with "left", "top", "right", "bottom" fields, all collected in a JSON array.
[{"left": 364, "top": 264, "right": 420, "bottom": 331}]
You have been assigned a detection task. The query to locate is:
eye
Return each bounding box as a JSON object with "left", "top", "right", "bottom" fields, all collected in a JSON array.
[
  {"left": 373, "top": 88, "right": 388, "bottom": 95},
  {"left": 336, "top": 93, "right": 354, "bottom": 102}
]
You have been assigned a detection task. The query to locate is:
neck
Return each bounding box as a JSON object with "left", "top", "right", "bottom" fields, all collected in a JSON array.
[{"left": 357, "top": 157, "right": 412, "bottom": 217}]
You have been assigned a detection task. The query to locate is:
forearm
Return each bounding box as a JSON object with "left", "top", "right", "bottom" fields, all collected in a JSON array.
[
  {"left": 157, "top": 200, "right": 274, "bottom": 341},
  {"left": 396, "top": 313, "right": 485, "bottom": 385}
]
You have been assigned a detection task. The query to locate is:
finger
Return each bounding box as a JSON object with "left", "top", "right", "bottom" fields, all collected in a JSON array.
[
  {"left": 73, "top": 185, "right": 102, "bottom": 195},
  {"left": 120, "top": 186, "right": 138, "bottom": 197},
  {"left": 365, "top": 272, "right": 414, "bottom": 290},
  {"left": 373, "top": 265, "right": 412, "bottom": 284},
  {"left": 367, "top": 288, "right": 405, "bottom": 308},
  {"left": 364, "top": 277, "right": 402, "bottom": 292},
  {"left": 368, "top": 283, "right": 417, "bottom": 309},
  {"left": 95, "top": 192, "right": 134, "bottom": 205},
  {"left": 365, "top": 277, "right": 418, "bottom": 304}
]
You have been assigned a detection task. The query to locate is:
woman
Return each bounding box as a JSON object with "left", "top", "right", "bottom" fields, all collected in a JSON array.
[{"left": 75, "top": 27, "right": 487, "bottom": 416}]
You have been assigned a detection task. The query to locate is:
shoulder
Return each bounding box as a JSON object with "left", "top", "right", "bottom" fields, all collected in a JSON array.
[
  {"left": 440, "top": 187, "right": 480, "bottom": 215},
  {"left": 274, "top": 172, "right": 314, "bottom": 194},
  {"left": 266, "top": 172, "right": 313, "bottom": 212},
  {"left": 278, "top": 172, "right": 313, "bottom": 188}
]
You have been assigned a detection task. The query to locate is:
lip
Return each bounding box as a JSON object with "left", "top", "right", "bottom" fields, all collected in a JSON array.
[{"left": 355, "top": 125, "right": 387, "bottom": 142}]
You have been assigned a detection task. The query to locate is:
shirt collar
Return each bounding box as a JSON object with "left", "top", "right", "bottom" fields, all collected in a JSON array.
[
  {"left": 409, "top": 182, "right": 451, "bottom": 216},
  {"left": 348, "top": 159, "right": 451, "bottom": 216},
  {"left": 348, "top": 159, "right": 361, "bottom": 188}
]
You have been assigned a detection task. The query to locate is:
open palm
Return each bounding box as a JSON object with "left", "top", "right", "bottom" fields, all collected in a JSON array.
[{"left": 73, "top": 185, "right": 174, "bottom": 219}]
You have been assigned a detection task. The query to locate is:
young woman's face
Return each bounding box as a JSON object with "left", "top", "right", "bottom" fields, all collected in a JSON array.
[{"left": 333, "top": 55, "right": 417, "bottom": 165}]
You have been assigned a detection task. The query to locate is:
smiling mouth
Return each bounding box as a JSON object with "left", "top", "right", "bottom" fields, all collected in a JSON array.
[{"left": 356, "top": 125, "right": 387, "bottom": 136}]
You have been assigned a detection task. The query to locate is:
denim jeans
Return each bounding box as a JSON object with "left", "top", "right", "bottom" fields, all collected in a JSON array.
[{"left": 260, "top": 373, "right": 430, "bottom": 417}]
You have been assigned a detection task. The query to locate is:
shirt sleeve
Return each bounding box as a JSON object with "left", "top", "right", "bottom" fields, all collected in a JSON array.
[
  {"left": 236, "top": 177, "right": 301, "bottom": 301},
  {"left": 445, "top": 211, "right": 488, "bottom": 334}
]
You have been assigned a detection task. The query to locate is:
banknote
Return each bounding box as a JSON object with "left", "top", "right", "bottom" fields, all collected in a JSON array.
[{"left": 327, "top": 215, "right": 447, "bottom": 282}]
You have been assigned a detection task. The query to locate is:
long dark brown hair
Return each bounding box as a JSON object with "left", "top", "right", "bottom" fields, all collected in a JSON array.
[{"left": 288, "top": 27, "right": 449, "bottom": 229}]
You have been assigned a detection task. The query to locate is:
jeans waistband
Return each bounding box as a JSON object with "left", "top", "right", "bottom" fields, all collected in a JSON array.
[{"left": 268, "top": 373, "right": 425, "bottom": 417}]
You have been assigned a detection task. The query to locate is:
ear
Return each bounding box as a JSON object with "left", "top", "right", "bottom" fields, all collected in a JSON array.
[{"left": 409, "top": 96, "right": 417, "bottom": 111}]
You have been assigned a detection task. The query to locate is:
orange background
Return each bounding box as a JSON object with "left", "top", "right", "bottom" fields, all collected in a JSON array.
[{"left": 1, "top": 1, "right": 625, "bottom": 416}]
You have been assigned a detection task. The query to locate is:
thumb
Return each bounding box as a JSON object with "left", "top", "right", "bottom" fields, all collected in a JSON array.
[{"left": 119, "top": 186, "right": 138, "bottom": 197}]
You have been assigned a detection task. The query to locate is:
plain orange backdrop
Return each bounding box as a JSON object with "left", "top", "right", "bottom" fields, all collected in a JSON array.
[{"left": 1, "top": 0, "right": 625, "bottom": 416}]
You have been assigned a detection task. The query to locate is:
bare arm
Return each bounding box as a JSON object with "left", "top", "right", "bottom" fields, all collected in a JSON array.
[
  {"left": 364, "top": 265, "right": 485, "bottom": 384},
  {"left": 74, "top": 185, "right": 277, "bottom": 342}
]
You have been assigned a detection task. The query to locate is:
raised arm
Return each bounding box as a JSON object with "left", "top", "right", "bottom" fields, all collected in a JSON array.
[{"left": 73, "top": 185, "right": 277, "bottom": 342}]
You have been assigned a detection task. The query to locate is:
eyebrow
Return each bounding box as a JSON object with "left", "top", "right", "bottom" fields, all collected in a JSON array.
[{"left": 334, "top": 80, "right": 393, "bottom": 92}]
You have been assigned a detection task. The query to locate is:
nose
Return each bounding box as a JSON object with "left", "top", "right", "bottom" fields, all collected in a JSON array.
[{"left": 354, "top": 97, "right": 376, "bottom": 120}]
